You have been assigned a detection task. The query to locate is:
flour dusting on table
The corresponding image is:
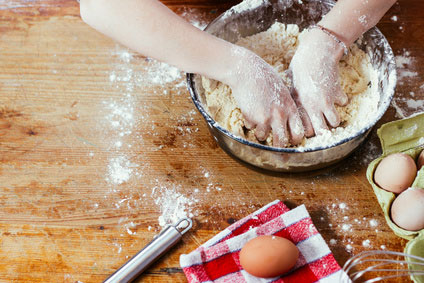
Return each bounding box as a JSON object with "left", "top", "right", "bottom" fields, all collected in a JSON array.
[
  {"left": 390, "top": 49, "right": 424, "bottom": 118},
  {"left": 152, "top": 185, "right": 197, "bottom": 227},
  {"left": 107, "top": 156, "right": 137, "bottom": 185}
]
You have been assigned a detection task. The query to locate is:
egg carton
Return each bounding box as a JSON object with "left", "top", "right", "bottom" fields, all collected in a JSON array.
[{"left": 366, "top": 112, "right": 424, "bottom": 283}]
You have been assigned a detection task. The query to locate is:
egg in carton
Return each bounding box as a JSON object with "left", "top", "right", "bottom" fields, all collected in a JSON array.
[{"left": 367, "top": 112, "right": 424, "bottom": 283}]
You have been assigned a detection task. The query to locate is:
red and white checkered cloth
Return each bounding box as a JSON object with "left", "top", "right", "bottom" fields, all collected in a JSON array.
[{"left": 180, "top": 200, "right": 351, "bottom": 283}]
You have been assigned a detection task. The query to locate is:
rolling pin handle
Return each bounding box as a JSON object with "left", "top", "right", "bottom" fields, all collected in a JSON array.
[{"left": 104, "top": 218, "right": 192, "bottom": 283}]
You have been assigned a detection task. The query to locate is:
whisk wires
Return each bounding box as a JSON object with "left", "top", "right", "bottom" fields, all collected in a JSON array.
[{"left": 342, "top": 250, "right": 424, "bottom": 282}]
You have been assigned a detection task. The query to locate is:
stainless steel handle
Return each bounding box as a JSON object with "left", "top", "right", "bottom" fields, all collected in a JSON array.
[{"left": 104, "top": 218, "right": 192, "bottom": 283}]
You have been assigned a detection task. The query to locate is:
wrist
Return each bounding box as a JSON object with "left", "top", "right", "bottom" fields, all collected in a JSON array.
[
  {"left": 190, "top": 37, "right": 241, "bottom": 86},
  {"left": 303, "top": 28, "right": 345, "bottom": 61},
  {"left": 308, "top": 25, "right": 348, "bottom": 57},
  {"left": 209, "top": 44, "right": 252, "bottom": 87}
]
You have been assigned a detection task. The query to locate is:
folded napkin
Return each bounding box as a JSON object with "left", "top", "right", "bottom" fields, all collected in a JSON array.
[{"left": 180, "top": 200, "right": 350, "bottom": 283}]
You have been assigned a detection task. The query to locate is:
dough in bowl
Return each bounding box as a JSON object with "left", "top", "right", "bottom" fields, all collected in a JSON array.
[{"left": 202, "top": 23, "right": 379, "bottom": 149}]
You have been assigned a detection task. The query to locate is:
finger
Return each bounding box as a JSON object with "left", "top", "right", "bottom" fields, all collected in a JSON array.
[
  {"left": 277, "top": 87, "right": 303, "bottom": 144},
  {"left": 301, "top": 111, "right": 315, "bottom": 137},
  {"left": 255, "top": 123, "right": 271, "bottom": 141},
  {"left": 334, "top": 86, "right": 348, "bottom": 106},
  {"left": 323, "top": 106, "right": 341, "bottom": 128},
  {"left": 290, "top": 87, "right": 314, "bottom": 138},
  {"left": 244, "top": 119, "right": 255, "bottom": 130},
  {"left": 288, "top": 112, "right": 304, "bottom": 145},
  {"left": 309, "top": 111, "right": 328, "bottom": 136},
  {"left": 271, "top": 110, "right": 289, "bottom": 148},
  {"left": 282, "top": 69, "right": 294, "bottom": 92},
  {"left": 297, "top": 104, "right": 315, "bottom": 138}
]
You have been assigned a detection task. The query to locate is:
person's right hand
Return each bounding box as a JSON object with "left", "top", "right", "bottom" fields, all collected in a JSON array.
[
  {"left": 225, "top": 47, "right": 305, "bottom": 147},
  {"left": 289, "top": 28, "right": 348, "bottom": 136}
]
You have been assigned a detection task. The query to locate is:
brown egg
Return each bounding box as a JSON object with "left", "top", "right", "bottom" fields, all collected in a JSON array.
[
  {"left": 374, "top": 153, "right": 417, "bottom": 193},
  {"left": 391, "top": 188, "right": 424, "bottom": 231},
  {"left": 417, "top": 150, "right": 424, "bottom": 170},
  {"left": 239, "top": 235, "right": 299, "bottom": 278}
]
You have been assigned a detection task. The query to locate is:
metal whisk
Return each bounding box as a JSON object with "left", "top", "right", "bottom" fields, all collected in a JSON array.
[{"left": 342, "top": 250, "right": 424, "bottom": 282}]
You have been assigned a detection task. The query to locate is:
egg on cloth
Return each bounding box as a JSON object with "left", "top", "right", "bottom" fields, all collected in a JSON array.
[
  {"left": 374, "top": 153, "right": 417, "bottom": 193},
  {"left": 239, "top": 235, "right": 299, "bottom": 278},
  {"left": 391, "top": 188, "right": 424, "bottom": 231}
]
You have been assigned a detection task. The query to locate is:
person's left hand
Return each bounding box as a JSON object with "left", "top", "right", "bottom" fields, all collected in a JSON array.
[{"left": 226, "top": 46, "right": 305, "bottom": 147}]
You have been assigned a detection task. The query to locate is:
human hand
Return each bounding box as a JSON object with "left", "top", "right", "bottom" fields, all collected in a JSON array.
[
  {"left": 226, "top": 47, "right": 304, "bottom": 147},
  {"left": 289, "top": 28, "right": 349, "bottom": 136}
]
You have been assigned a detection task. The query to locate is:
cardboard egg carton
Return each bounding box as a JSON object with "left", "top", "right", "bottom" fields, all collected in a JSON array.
[{"left": 367, "top": 112, "right": 424, "bottom": 283}]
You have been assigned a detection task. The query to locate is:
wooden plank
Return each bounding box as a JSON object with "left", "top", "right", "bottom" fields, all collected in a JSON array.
[{"left": 0, "top": 0, "right": 422, "bottom": 282}]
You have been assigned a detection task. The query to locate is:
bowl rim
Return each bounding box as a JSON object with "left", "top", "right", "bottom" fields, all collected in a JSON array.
[{"left": 187, "top": 1, "right": 397, "bottom": 154}]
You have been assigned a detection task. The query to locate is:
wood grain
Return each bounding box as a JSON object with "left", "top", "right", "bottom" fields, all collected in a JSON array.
[{"left": 0, "top": 0, "right": 423, "bottom": 282}]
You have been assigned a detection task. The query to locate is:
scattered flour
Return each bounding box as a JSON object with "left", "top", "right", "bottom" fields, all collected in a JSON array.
[
  {"left": 115, "top": 141, "right": 123, "bottom": 148},
  {"left": 179, "top": 7, "right": 208, "bottom": 30},
  {"left": 391, "top": 49, "right": 423, "bottom": 117},
  {"left": 339, "top": 203, "right": 347, "bottom": 210},
  {"left": 230, "top": 0, "right": 268, "bottom": 14},
  {"left": 404, "top": 123, "right": 418, "bottom": 137},
  {"left": 362, "top": 239, "right": 371, "bottom": 248},
  {"left": 395, "top": 54, "right": 412, "bottom": 67},
  {"left": 358, "top": 15, "right": 367, "bottom": 26},
  {"left": 369, "top": 219, "right": 378, "bottom": 227},
  {"left": 107, "top": 156, "right": 137, "bottom": 185},
  {"left": 124, "top": 222, "right": 137, "bottom": 235},
  {"left": 398, "top": 70, "right": 418, "bottom": 80},
  {"left": 143, "top": 61, "right": 182, "bottom": 84},
  {"left": 116, "top": 49, "right": 133, "bottom": 63},
  {"left": 103, "top": 48, "right": 140, "bottom": 187},
  {"left": 113, "top": 242, "right": 123, "bottom": 254},
  {"left": 406, "top": 99, "right": 424, "bottom": 109},
  {"left": 152, "top": 185, "right": 196, "bottom": 227},
  {"left": 104, "top": 100, "right": 134, "bottom": 129},
  {"left": 395, "top": 51, "right": 418, "bottom": 84},
  {"left": 109, "top": 47, "right": 183, "bottom": 87},
  {"left": 353, "top": 140, "right": 381, "bottom": 166},
  {"left": 342, "top": 224, "right": 352, "bottom": 232},
  {"left": 103, "top": 45, "right": 186, "bottom": 188},
  {"left": 391, "top": 99, "right": 406, "bottom": 119}
]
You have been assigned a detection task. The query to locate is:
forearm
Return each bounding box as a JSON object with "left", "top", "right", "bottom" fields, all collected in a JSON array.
[
  {"left": 79, "top": 0, "right": 237, "bottom": 84},
  {"left": 319, "top": 0, "right": 396, "bottom": 46}
]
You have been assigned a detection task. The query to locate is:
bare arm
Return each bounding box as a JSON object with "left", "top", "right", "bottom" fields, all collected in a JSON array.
[
  {"left": 79, "top": 0, "right": 235, "bottom": 84},
  {"left": 320, "top": 0, "right": 397, "bottom": 46},
  {"left": 79, "top": 0, "right": 305, "bottom": 146}
]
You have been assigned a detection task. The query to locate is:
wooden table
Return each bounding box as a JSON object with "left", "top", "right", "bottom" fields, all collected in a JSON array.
[{"left": 0, "top": 0, "right": 422, "bottom": 282}]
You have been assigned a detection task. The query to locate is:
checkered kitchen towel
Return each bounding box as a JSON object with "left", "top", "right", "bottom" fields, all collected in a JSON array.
[{"left": 180, "top": 200, "right": 351, "bottom": 283}]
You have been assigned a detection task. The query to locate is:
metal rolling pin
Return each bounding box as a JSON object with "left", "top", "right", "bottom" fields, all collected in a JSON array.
[{"left": 104, "top": 218, "right": 193, "bottom": 283}]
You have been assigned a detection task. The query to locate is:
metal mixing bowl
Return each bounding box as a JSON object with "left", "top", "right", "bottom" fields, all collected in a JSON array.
[{"left": 187, "top": 0, "right": 396, "bottom": 172}]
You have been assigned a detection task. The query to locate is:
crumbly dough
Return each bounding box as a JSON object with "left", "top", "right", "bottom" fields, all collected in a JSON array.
[{"left": 202, "top": 23, "right": 379, "bottom": 149}]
